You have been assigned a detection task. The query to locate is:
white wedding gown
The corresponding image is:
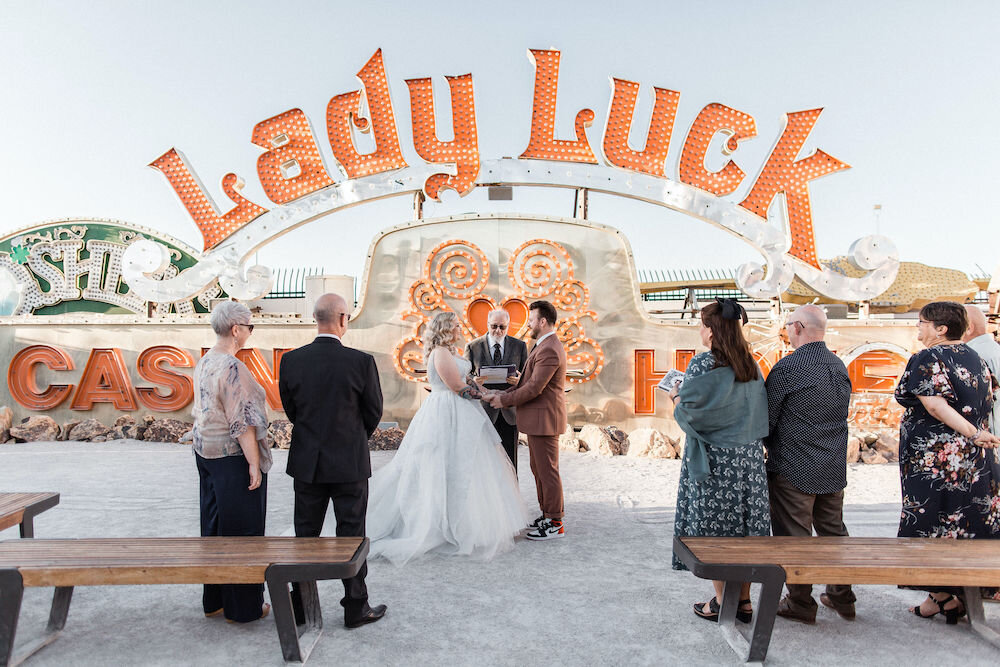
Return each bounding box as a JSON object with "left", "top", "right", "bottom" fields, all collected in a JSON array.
[{"left": 367, "top": 350, "right": 528, "bottom": 565}]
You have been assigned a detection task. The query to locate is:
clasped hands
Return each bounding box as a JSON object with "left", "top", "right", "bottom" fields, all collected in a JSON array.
[{"left": 480, "top": 388, "right": 505, "bottom": 409}]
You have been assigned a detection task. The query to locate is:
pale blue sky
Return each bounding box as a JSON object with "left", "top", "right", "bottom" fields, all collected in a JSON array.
[{"left": 0, "top": 1, "right": 996, "bottom": 279}]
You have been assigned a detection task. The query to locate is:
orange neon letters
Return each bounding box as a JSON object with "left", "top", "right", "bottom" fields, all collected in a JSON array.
[
  {"left": 149, "top": 148, "right": 268, "bottom": 250},
  {"left": 602, "top": 78, "right": 680, "bottom": 178},
  {"left": 679, "top": 103, "right": 757, "bottom": 196},
  {"left": 406, "top": 73, "right": 480, "bottom": 200},
  {"left": 520, "top": 49, "right": 597, "bottom": 164},
  {"left": 136, "top": 346, "right": 196, "bottom": 412},
  {"left": 252, "top": 108, "right": 335, "bottom": 204},
  {"left": 70, "top": 348, "right": 138, "bottom": 411},
  {"left": 7, "top": 345, "right": 75, "bottom": 411},
  {"left": 739, "top": 109, "right": 850, "bottom": 269},
  {"left": 325, "top": 49, "right": 408, "bottom": 179}
]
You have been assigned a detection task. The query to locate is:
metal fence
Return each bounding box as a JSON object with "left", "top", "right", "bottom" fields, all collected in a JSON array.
[
  {"left": 637, "top": 268, "right": 745, "bottom": 302},
  {"left": 264, "top": 267, "right": 325, "bottom": 299}
]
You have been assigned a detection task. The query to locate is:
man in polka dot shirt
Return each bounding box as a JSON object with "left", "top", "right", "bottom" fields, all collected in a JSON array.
[{"left": 764, "top": 304, "right": 857, "bottom": 625}]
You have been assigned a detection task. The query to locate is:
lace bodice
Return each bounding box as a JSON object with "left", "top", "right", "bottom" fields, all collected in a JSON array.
[{"left": 427, "top": 348, "right": 471, "bottom": 392}]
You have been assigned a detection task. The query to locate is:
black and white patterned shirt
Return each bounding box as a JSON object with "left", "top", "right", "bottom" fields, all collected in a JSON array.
[{"left": 764, "top": 341, "right": 852, "bottom": 494}]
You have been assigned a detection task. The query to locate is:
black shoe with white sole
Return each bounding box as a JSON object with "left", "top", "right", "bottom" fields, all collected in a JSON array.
[{"left": 526, "top": 515, "right": 544, "bottom": 532}]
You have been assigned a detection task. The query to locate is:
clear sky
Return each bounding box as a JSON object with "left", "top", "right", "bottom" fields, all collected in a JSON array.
[{"left": 0, "top": 0, "right": 997, "bottom": 281}]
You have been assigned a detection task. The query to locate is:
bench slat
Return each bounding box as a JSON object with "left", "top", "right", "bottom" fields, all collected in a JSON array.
[
  {"left": 682, "top": 537, "right": 1000, "bottom": 586},
  {"left": 0, "top": 493, "right": 58, "bottom": 533},
  {"left": 0, "top": 537, "right": 365, "bottom": 587}
]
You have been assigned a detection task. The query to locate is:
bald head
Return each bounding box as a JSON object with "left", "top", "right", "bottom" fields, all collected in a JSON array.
[
  {"left": 963, "top": 304, "right": 987, "bottom": 341},
  {"left": 314, "top": 293, "right": 349, "bottom": 335},
  {"left": 787, "top": 304, "right": 828, "bottom": 348}
]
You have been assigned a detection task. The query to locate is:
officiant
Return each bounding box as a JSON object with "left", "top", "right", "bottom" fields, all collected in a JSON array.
[{"left": 466, "top": 308, "right": 529, "bottom": 474}]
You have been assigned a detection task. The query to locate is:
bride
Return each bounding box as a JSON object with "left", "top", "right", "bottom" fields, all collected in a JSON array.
[{"left": 367, "top": 312, "right": 528, "bottom": 565}]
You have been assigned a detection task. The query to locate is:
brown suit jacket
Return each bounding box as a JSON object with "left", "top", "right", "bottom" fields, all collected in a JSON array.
[{"left": 498, "top": 333, "right": 566, "bottom": 436}]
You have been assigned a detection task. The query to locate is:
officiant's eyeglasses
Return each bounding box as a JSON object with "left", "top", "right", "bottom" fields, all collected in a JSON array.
[
  {"left": 338, "top": 312, "right": 351, "bottom": 322},
  {"left": 489, "top": 323, "right": 507, "bottom": 330},
  {"left": 236, "top": 323, "right": 254, "bottom": 332}
]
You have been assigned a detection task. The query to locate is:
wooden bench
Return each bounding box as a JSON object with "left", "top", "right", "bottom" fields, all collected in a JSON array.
[
  {"left": 674, "top": 536, "right": 1000, "bottom": 663},
  {"left": 0, "top": 536, "right": 368, "bottom": 666},
  {"left": 0, "top": 494, "right": 59, "bottom": 539}
]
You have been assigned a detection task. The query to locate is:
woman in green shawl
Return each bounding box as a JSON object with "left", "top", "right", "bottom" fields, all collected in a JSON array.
[{"left": 670, "top": 299, "right": 770, "bottom": 623}]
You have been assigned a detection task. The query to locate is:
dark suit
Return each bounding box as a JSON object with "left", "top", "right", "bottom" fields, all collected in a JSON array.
[
  {"left": 465, "top": 334, "right": 528, "bottom": 472},
  {"left": 278, "top": 335, "right": 383, "bottom": 622}
]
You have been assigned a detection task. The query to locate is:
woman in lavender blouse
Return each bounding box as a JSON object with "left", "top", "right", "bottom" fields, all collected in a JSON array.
[{"left": 191, "top": 300, "right": 272, "bottom": 623}]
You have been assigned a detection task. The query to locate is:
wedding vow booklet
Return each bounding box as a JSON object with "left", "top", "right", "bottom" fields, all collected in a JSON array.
[
  {"left": 655, "top": 369, "right": 685, "bottom": 392},
  {"left": 479, "top": 365, "right": 517, "bottom": 383}
]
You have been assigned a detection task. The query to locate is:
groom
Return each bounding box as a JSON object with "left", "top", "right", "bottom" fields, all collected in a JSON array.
[{"left": 487, "top": 300, "right": 567, "bottom": 540}]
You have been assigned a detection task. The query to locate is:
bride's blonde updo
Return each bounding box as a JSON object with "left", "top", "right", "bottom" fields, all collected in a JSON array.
[{"left": 424, "top": 312, "right": 460, "bottom": 356}]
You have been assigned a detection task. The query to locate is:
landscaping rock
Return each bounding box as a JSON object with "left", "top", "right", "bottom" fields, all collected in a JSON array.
[
  {"left": 68, "top": 419, "right": 112, "bottom": 442},
  {"left": 60, "top": 419, "right": 81, "bottom": 441},
  {"left": 111, "top": 415, "right": 145, "bottom": 441},
  {"left": 144, "top": 418, "right": 194, "bottom": 443},
  {"left": 860, "top": 448, "right": 888, "bottom": 465},
  {"left": 872, "top": 437, "right": 898, "bottom": 462},
  {"left": 0, "top": 429, "right": 9, "bottom": 444},
  {"left": 578, "top": 424, "right": 627, "bottom": 456},
  {"left": 847, "top": 436, "right": 861, "bottom": 464},
  {"left": 559, "top": 423, "right": 582, "bottom": 452},
  {"left": 268, "top": 420, "right": 293, "bottom": 449},
  {"left": 0, "top": 406, "right": 12, "bottom": 433},
  {"left": 626, "top": 428, "right": 677, "bottom": 459},
  {"left": 368, "top": 427, "right": 404, "bottom": 451},
  {"left": 10, "top": 416, "right": 59, "bottom": 442}
]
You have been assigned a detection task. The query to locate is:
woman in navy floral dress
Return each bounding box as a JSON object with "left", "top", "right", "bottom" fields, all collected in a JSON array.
[
  {"left": 895, "top": 301, "right": 1000, "bottom": 623},
  {"left": 670, "top": 299, "right": 771, "bottom": 624}
]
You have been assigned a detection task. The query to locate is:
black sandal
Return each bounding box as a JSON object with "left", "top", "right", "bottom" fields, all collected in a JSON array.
[
  {"left": 911, "top": 594, "right": 967, "bottom": 625},
  {"left": 693, "top": 597, "right": 753, "bottom": 623}
]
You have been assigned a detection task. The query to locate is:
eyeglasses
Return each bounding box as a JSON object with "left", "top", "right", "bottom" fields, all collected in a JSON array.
[
  {"left": 236, "top": 323, "right": 254, "bottom": 332},
  {"left": 489, "top": 323, "right": 507, "bottom": 330},
  {"left": 917, "top": 319, "right": 933, "bottom": 326},
  {"left": 338, "top": 312, "right": 351, "bottom": 322},
  {"left": 784, "top": 321, "right": 804, "bottom": 331}
]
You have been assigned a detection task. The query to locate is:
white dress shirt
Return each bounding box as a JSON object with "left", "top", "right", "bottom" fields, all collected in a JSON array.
[{"left": 487, "top": 334, "right": 505, "bottom": 359}]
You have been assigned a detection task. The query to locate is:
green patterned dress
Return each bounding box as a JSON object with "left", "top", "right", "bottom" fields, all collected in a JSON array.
[{"left": 672, "top": 351, "right": 771, "bottom": 570}]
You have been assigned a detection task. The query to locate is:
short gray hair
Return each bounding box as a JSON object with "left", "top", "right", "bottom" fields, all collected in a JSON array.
[{"left": 210, "top": 301, "right": 252, "bottom": 336}]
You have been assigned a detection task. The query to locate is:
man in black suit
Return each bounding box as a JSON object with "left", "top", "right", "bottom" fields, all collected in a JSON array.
[
  {"left": 465, "top": 308, "right": 528, "bottom": 474},
  {"left": 278, "top": 292, "right": 386, "bottom": 628}
]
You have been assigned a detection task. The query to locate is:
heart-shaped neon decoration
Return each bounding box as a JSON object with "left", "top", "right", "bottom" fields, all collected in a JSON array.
[{"left": 466, "top": 297, "right": 529, "bottom": 337}]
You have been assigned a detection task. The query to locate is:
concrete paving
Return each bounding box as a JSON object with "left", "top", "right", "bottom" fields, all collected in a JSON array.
[{"left": 0, "top": 441, "right": 997, "bottom": 666}]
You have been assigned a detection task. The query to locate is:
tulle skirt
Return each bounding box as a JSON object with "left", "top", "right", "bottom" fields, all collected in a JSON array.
[{"left": 367, "top": 390, "right": 528, "bottom": 565}]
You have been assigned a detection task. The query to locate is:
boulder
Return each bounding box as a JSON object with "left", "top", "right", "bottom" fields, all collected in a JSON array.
[
  {"left": 10, "top": 416, "right": 59, "bottom": 442},
  {"left": 110, "top": 415, "right": 145, "bottom": 441},
  {"left": 872, "top": 436, "right": 898, "bottom": 462},
  {"left": 558, "top": 423, "right": 582, "bottom": 453},
  {"left": 0, "top": 406, "right": 12, "bottom": 432},
  {"left": 626, "top": 428, "right": 677, "bottom": 459},
  {"left": 368, "top": 427, "right": 404, "bottom": 451},
  {"left": 846, "top": 436, "right": 861, "bottom": 464},
  {"left": 68, "top": 418, "right": 112, "bottom": 442},
  {"left": 862, "top": 432, "right": 879, "bottom": 446},
  {"left": 144, "top": 418, "right": 194, "bottom": 443},
  {"left": 60, "top": 419, "right": 81, "bottom": 441},
  {"left": 268, "top": 420, "right": 293, "bottom": 449},
  {"left": 0, "top": 429, "right": 8, "bottom": 444},
  {"left": 578, "top": 424, "right": 628, "bottom": 456},
  {"left": 860, "top": 448, "right": 888, "bottom": 465},
  {"left": 141, "top": 414, "right": 157, "bottom": 426}
]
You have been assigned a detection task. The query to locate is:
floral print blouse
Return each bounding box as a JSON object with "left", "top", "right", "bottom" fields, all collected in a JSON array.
[{"left": 191, "top": 351, "right": 272, "bottom": 473}]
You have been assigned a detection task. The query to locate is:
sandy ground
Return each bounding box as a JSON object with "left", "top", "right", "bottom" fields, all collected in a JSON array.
[{"left": 0, "top": 441, "right": 997, "bottom": 666}]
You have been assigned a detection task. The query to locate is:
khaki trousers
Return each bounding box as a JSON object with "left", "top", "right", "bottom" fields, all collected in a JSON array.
[
  {"left": 527, "top": 434, "right": 563, "bottom": 519},
  {"left": 768, "top": 472, "right": 856, "bottom": 609}
]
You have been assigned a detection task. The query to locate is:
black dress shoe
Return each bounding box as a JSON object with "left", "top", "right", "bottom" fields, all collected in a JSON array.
[{"left": 345, "top": 604, "right": 387, "bottom": 629}]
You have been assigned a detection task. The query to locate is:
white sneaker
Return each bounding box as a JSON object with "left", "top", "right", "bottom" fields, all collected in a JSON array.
[
  {"left": 526, "top": 519, "right": 565, "bottom": 540},
  {"left": 526, "top": 515, "right": 544, "bottom": 532}
]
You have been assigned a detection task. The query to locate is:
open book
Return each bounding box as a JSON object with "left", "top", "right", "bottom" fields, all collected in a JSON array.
[{"left": 655, "top": 369, "right": 685, "bottom": 392}]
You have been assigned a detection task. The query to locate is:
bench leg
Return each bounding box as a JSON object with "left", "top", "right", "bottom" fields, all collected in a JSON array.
[
  {"left": 0, "top": 570, "right": 24, "bottom": 667},
  {"left": 1, "top": 584, "right": 74, "bottom": 667},
  {"left": 17, "top": 520, "right": 31, "bottom": 540},
  {"left": 965, "top": 586, "right": 1000, "bottom": 649},
  {"left": 266, "top": 571, "right": 324, "bottom": 664}
]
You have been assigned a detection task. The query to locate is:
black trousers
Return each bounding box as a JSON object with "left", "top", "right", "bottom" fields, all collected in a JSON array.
[
  {"left": 768, "top": 472, "right": 856, "bottom": 609},
  {"left": 493, "top": 416, "right": 519, "bottom": 476},
  {"left": 292, "top": 478, "right": 370, "bottom": 621},
  {"left": 196, "top": 453, "right": 267, "bottom": 623}
]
